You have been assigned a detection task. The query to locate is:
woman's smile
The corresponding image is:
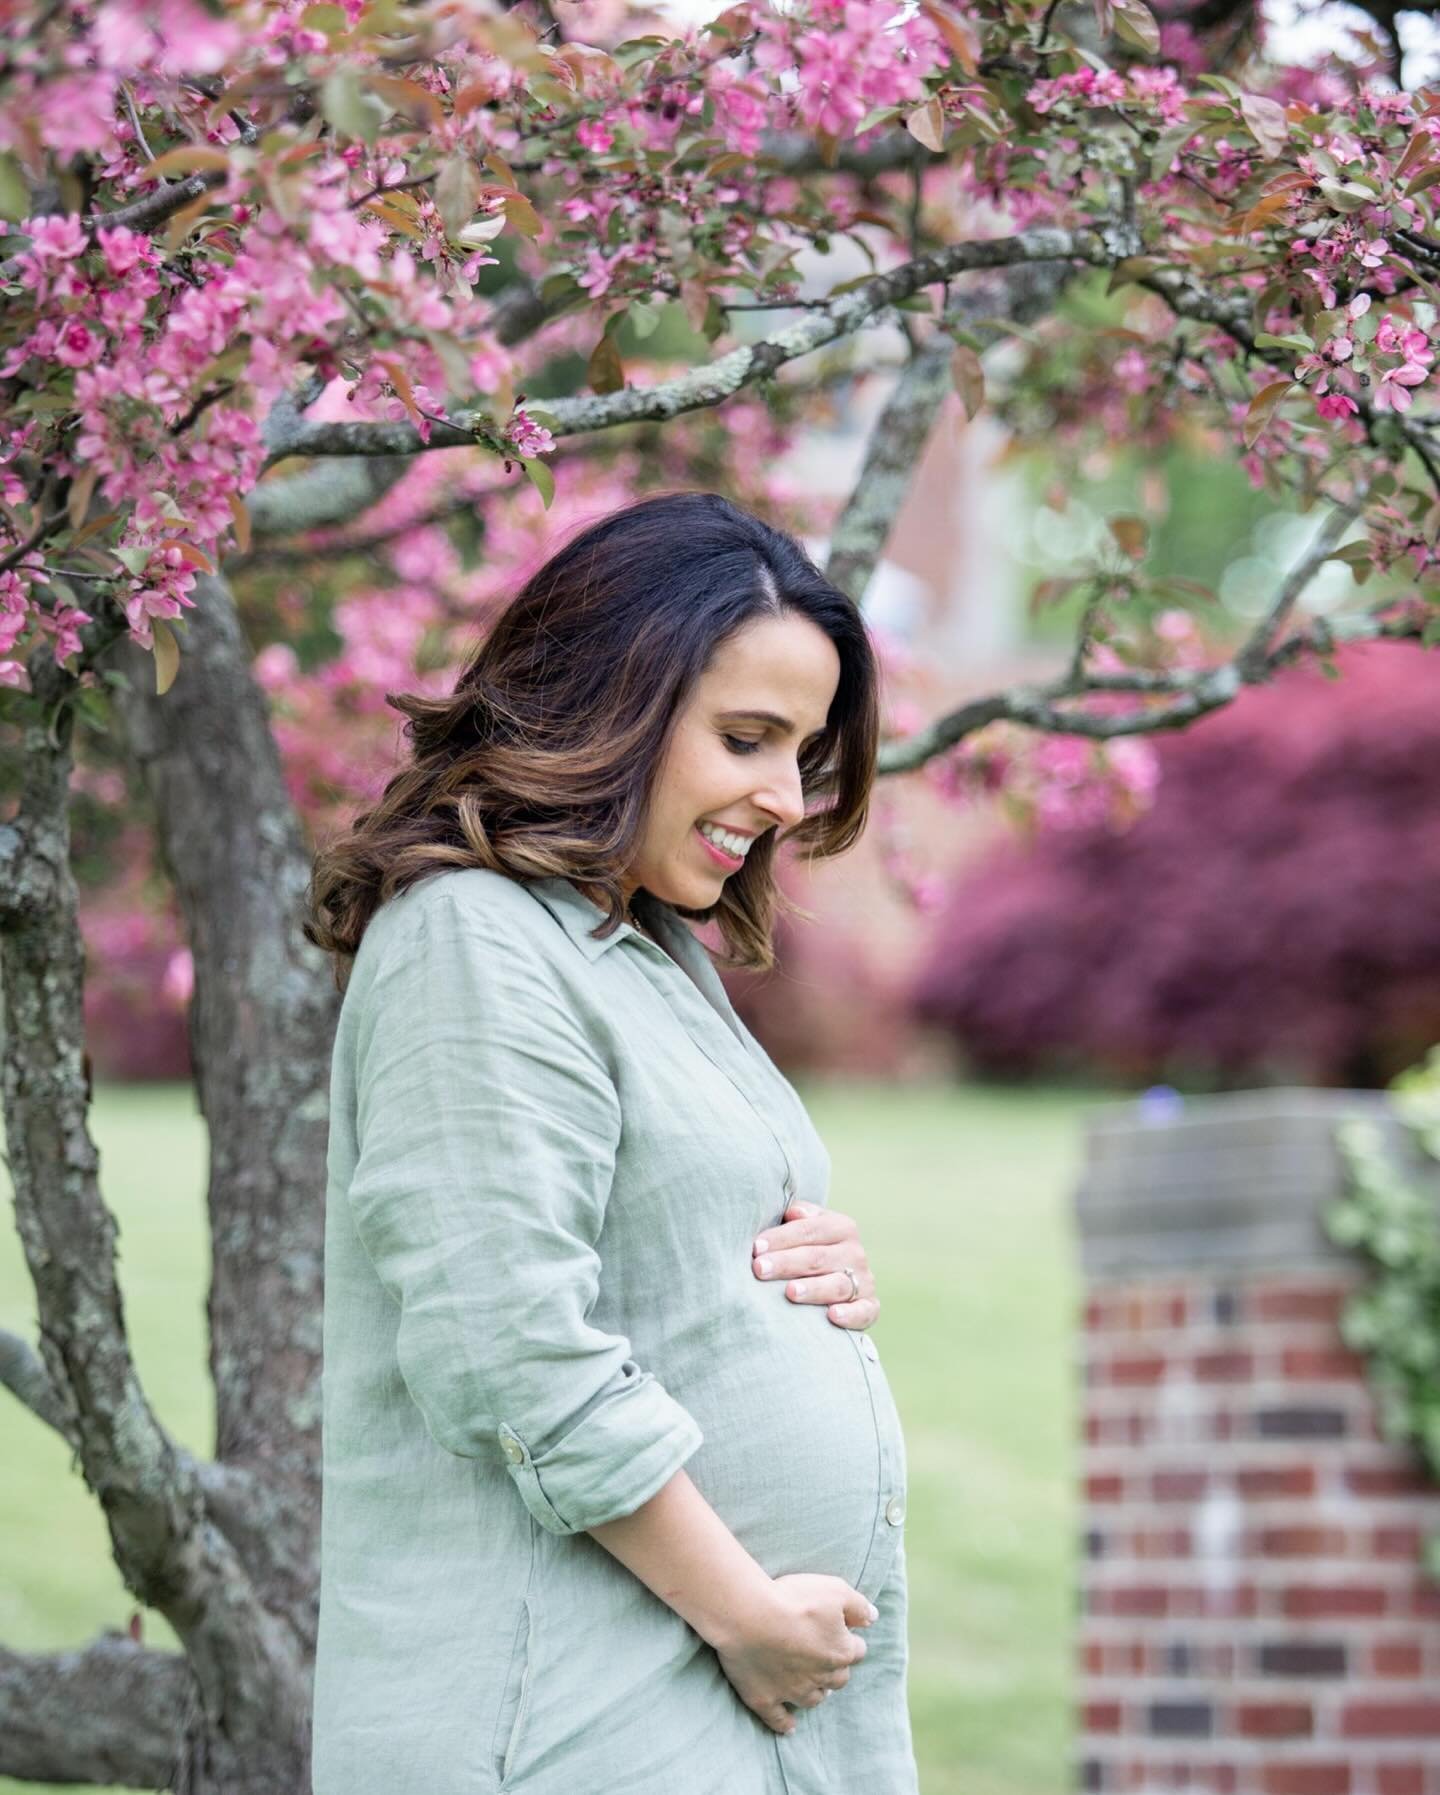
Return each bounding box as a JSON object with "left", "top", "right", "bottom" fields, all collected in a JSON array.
[{"left": 694, "top": 820, "right": 754, "bottom": 870}]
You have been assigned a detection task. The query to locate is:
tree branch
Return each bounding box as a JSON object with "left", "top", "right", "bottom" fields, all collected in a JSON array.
[
  {"left": 0, "top": 1635, "right": 193, "bottom": 1788},
  {"left": 112, "top": 572, "right": 337, "bottom": 1654},
  {"left": 259, "top": 221, "right": 1140, "bottom": 465},
  {"left": 825, "top": 261, "right": 1076, "bottom": 602},
  {"left": 1235, "top": 497, "right": 1362, "bottom": 678},
  {"left": 876, "top": 517, "right": 1416, "bottom": 772},
  {"left": 1141, "top": 262, "right": 1440, "bottom": 499},
  {"left": 0, "top": 645, "right": 312, "bottom": 1766},
  {"left": 246, "top": 455, "right": 415, "bottom": 539},
  {"left": 0, "top": 1326, "right": 79, "bottom": 1446}
]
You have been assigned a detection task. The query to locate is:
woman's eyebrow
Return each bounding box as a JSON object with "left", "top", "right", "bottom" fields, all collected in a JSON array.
[{"left": 716, "top": 708, "right": 825, "bottom": 741}]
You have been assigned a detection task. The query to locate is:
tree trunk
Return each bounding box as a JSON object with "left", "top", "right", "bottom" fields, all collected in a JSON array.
[{"left": 113, "top": 575, "right": 339, "bottom": 1660}]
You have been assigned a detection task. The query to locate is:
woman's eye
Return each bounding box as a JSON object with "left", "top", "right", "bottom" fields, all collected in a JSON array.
[{"left": 723, "top": 735, "right": 763, "bottom": 755}]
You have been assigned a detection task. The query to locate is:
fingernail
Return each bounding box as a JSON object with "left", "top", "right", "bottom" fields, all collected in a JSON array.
[
  {"left": 756, "top": 1256, "right": 772, "bottom": 1277},
  {"left": 753, "top": 1237, "right": 769, "bottom": 1255},
  {"left": 867, "top": 1603, "right": 879, "bottom": 1621}
]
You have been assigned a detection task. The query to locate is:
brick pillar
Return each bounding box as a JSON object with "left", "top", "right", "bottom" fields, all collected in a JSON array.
[{"left": 1074, "top": 1090, "right": 1440, "bottom": 1795}]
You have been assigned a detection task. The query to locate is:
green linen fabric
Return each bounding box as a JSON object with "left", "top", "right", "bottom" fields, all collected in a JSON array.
[{"left": 312, "top": 867, "right": 917, "bottom": 1794}]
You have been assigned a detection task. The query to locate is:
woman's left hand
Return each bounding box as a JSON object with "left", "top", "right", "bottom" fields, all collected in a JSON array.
[{"left": 751, "top": 1201, "right": 878, "bottom": 1330}]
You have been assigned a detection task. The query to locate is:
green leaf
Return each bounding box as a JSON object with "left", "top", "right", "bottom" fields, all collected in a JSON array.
[
  {"left": 517, "top": 455, "right": 555, "bottom": 509},
  {"left": 320, "top": 70, "right": 388, "bottom": 144},
  {"left": 1254, "top": 332, "right": 1315, "bottom": 351},
  {"left": 1112, "top": 0, "right": 1160, "bottom": 53},
  {"left": 1149, "top": 125, "right": 1195, "bottom": 181},
  {"left": 0, "top": 152, "right": 29, "bottom": 223},
  {"left": 434, "top": 154, "right": 481, "bottom": 235}
]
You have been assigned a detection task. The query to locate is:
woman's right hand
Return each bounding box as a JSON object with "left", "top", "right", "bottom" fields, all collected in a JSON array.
[{"left": 713, "top": 1573, "right": 877, "bottom": 1735}]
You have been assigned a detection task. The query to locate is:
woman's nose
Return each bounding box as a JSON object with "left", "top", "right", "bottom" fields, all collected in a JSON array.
[{"left": 753, "top": 764, "right": 805, "bottom": 830}]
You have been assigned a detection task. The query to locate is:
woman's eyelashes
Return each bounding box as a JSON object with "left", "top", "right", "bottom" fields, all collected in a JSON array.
[{"left": 722, "top": 734, "right": 763, "bottom": 756}]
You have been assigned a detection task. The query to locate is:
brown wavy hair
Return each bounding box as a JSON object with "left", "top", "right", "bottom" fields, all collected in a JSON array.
[{"left": 304, "top": 490, "right": 880, "bottom": 985}]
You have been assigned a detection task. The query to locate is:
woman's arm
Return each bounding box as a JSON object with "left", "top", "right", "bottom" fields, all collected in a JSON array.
[
  {"left": 588, "top": 1466, "right": 776, "bottom": 1648},
  {"left": 589, "top": 1468, "right": 877, "bottom": 1734}
]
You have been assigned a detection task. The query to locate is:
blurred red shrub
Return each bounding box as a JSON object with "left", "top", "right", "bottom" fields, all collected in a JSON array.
[{"left": 910, "top": 642, "right": 1440, "bottom": 1089}]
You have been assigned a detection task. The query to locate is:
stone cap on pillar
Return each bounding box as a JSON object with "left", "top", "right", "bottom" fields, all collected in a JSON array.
[{"left": 1074, "top": 1087, "right": 1423, "bottom": 1278}]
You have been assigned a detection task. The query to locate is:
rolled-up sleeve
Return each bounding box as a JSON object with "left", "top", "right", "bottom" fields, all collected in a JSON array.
[{"left": 346, "top": 888, "right": 703, "bottom": 1535}]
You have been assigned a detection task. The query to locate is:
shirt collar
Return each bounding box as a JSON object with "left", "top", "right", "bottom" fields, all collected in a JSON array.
[{"left": 526, "top": 875, "right": 668, "bottom": 961}]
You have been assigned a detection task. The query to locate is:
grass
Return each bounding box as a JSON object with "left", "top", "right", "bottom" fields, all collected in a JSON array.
[{"left": 2, "top": 1078, "right": 1105, "bottom": 1795}]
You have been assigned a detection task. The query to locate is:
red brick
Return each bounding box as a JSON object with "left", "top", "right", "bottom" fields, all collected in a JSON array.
[
  {"left": 1171, "top": 1583, "right": 1258, "bottom": 1620},
  {"left": 1153, "top": 1470, "right": 1209, "bottom": 1501},
  {"left": 1238, "top": 1464, "right": 1317, "bottom": 1499},
  {"left": 1281, "top": 1345, "right": 1368, "bottom": 1380},
  {"left": 1134, "top": 1526, "right": 1191, "bottom": 1558},
  {"left": 1374, "top": 1525, "right": 1424, "bottom": 1559},
  {"left": 1376, "top": 1765, "right": 1425, "bottom": 1795},
  {"left": 1109, "top": 1352, "right": 1169, "bottom": 1386},
  {"left": 1283, "top": 1585, "right": 1389, "bottom": 1620},
  {"left": 1103, "top": 1584, "right": 1170, "bottom": 1618},
  {"left": 1085, "top": 1296, "right": 1109, "bottom": 1330},
  {"left": 1084, "top": 1702, "right": 1123, "bottom": 1733},
  {"left": 1081, "top": 1641, "right": 1105, "bottom": 1675},
  {"left": 1374, "top": 1640, "right": 1426, "bottom": 1676},
  {"left": 1347, "top": 1465, "right": 1433, "bottom": 1498},
  {"left": 1344, "top": 1701, "right": 1440, "bottom": 1736},
  {"left": 1254, "top": 1286, "right": 1348, "bottom": 1325},
  {"left": 1234, "top": 1701, "right": 1314, "bottom": 1738},
  {"left": 1261, "top": 1763, "right": 1350, "bottom": 1795},
  {"left": 1411, "top": 1586, "right": 1440, "bottom": 1620},
  {"left": 1086, "top": 1474, "right": 1125, "bottom": 1503},
  {"left": 1194, "top": 1349, "right": 1255, "bottom": 1382},
  {"left": 1259, "top": 1524, "right": 1349, "bottom": 1558}
]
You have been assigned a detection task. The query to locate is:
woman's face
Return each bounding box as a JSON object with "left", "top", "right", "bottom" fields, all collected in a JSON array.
[{"left": 622, "top": 610, "right": 842, "bottom": 908}]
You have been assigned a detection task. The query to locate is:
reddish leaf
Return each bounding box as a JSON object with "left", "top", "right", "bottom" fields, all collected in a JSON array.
[
  {"left": 1243, "top": 378, "right": 1293, "bottom": 447},
  {"left": 1239, "top": 91, "right": 1288, "bottom": 160},
  {"left": 905, "top": 98, "right": 945, "bottom": 153},
  {"left": 950, "top": 344, "right": 985, "bottom": 421}
]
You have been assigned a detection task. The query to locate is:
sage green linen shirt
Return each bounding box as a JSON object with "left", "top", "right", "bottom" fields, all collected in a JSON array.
[{"left": 312, "top": 867, "right": 917, "bottom": 1795}]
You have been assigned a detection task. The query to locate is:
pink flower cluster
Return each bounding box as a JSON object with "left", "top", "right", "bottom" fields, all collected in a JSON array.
[
  {"left": 753, "top": 0, "right": 947, "bottom": 140},
  {"left": 926, "top": 726, "right": 1161, "bottom": 832}
]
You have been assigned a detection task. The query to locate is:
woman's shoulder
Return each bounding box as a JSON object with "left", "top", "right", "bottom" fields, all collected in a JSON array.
[{"left": 357, "top": 866, "right": 561, "bottom": 972}]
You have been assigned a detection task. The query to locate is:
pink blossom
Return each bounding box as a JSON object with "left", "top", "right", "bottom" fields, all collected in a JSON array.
[
  {"left": 1355, "top": 238, "right": 1389, "bottom": 268},
  {"left": 1375, "top": 316, "right": 1432, "bottom": 362},
  {"left": 576, "top": 117, "right": 615, "bottom": 153},
  {"left": 22, "top": 211, "right": 87, "bottom": 264},
  {"left": 707, "top": 64, "right": 770, "bottom": 158},
  {"left": 1373, "top": 363, "right": 1429, "bottom": 412},
  {"left": 55, "top": 321, "right": 103, "bottom": 368},
  {"left": 1315, "top": 392, "right": 1359, "bottom": 419},
  {"left": 1112, "top": 347, "right": 1154, "bottom": 395},
  {"left": 506, "top": 407, "right": 554, "bottom": 459},
  {"left": 161, "top": 948, "right": 195, "bottom": 1007},
  {"left": 1027, "top": 68, "right": 1127, "bottom": 116},
  {"left": 96, "top": 224, "right": 153, "bottom": 278}
]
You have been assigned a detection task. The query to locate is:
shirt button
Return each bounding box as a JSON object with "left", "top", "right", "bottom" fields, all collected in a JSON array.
[
  {"left": 885, "top": 1494, "right": 906, "bottom": 1527},
  {"left": 500, "top": 1435, "right": 525, "bottom": 1465}
]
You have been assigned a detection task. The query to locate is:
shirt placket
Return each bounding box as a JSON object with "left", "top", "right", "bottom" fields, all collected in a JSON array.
[{"left": 622, "top": 935, "right": 801, "bottom": 1210}]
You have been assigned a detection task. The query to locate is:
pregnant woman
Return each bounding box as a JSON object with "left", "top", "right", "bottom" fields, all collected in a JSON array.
[{"left": 305, "top": 492, "right": 916, "bottom": 1794}]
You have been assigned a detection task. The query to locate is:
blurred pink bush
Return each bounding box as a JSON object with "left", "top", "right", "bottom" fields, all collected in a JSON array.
[{"left": 910, "top": 641, "right": 1440, "bottom": 1089}]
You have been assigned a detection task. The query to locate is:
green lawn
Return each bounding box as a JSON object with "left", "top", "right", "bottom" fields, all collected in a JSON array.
[{"left": 1, "top": 1079, "right": 1102, "bottom": 1795}]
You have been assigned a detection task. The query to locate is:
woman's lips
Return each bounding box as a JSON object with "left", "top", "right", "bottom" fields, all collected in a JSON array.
[{"left": 694, "top": 823, "right": 745, "bottom": 869}]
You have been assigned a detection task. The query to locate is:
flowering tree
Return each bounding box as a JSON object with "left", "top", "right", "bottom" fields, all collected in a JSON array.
[{"left": 2, "top": 0, "right": 1440, "bottom": 1785}]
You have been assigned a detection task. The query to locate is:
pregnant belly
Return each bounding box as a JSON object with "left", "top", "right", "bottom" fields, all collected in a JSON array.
[{"left": 660, "top": 1282, "right": 908, "bottom": 1596}]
